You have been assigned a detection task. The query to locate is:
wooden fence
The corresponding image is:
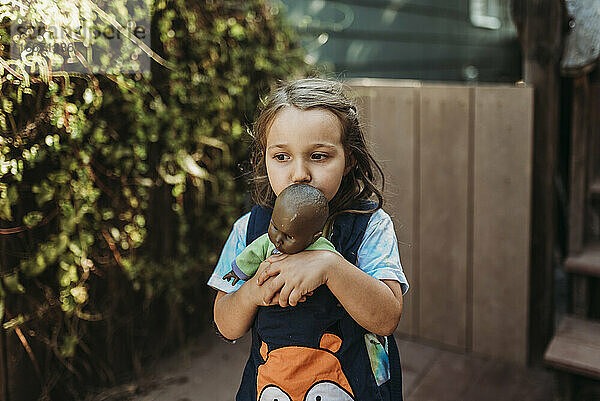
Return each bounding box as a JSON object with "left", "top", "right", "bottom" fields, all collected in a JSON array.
[{"left": 350, "top": 79, "right": 534, "bottom": 365}]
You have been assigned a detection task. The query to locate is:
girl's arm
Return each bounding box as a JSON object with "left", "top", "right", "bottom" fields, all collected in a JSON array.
[
  {"left": 325, "top": 254, "right": 403, "bottom": 336},
  {"left": 214, "top": 259, "right": 272, "bottom": 340},
  {"left": 213, "top": 288, "right": 257, "bottom": 341},
  {"left": 257, "top": 251, "right": 403, "bottom": 336},
  {"left": 214, "top": 259, "right": 311, "bottom": 340}
]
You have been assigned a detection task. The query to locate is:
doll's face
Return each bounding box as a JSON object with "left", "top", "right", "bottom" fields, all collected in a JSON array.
[{"left": 268, "top": 200, "right": 322, "bottom": 254}]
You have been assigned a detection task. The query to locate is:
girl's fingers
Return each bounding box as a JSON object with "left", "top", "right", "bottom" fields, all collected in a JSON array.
[
  {"left": 257, "top": 262, "right": 280, "bottom": 286},
  {"left": 263, "top": 290, "right": 276, "bottom": 306},
  {"left": 288, "top": 288, "right": 303, "bottom": 307},
  {"left": 297, "top": 291, "right": 312, "bottom": 303},
  {"left": 269, "top": 252, "right": 287, "bottom": 260},
  {"left": 262, "top": 276, "right": 284, "bottom": 305},
  {"left": 278, "top": 284, "right": 293, "bottom": 308},
  {"left": 264, "top": 291, "right": 280, "bottom": 306}
]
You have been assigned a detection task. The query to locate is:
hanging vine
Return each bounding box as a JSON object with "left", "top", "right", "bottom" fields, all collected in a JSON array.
[{"left": 0, "top": 0, "right": 305, "bottom": 398}]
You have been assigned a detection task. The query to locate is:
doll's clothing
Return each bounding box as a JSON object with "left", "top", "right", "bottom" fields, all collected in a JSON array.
[{"left": 228, "top": 233, "right": 339, "bottom": 282}]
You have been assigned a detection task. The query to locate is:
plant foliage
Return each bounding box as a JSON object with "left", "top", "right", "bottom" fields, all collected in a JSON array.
[{"left": 0, "top": 0, "right": 304, "bottom": 398}]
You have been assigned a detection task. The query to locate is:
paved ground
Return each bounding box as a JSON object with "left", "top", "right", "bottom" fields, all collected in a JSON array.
[{"left": 87, "top": 327, "right": 558, "bottom": 401}]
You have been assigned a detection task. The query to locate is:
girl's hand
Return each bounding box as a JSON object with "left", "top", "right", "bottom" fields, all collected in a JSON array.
[
  {"left": 250, "top": 259, "right": 312, "bottom": 307},
  {"left": 257, "top": 250, "right": 339, "bottom": 307},
  {"left": 249, "top": 259, "right": 279, "bottom": 306}
]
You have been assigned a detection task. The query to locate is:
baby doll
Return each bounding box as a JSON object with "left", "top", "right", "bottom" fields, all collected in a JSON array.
[{"left": 222, "top": 183, "right": 338, "bottom": 285}]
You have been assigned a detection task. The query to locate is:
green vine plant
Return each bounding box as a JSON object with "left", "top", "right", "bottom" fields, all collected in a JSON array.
[{"left": 0, "top": 0, "right": 305, "bottom": 398}]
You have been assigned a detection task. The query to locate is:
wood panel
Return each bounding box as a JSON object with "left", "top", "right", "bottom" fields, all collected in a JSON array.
[
  {"left": 513, "top": 0, "right": 564, "bottom": 364},
  {"left": 362, "top": 85, "right": 418, "bottom": 336},
  {"left": 568, "top": 76, "right": 590, "bottom": 255},
  {"left": 472, "top": 86, "right": 534, "bottom": 364},
  {"left": 418, "top": 86, "right": 470, "bottom": 349},
  {"left": 589, "top": 84, "right": 600, "bottom": 242},
  {"left": 349, "top": 79, "right": 533, "bottom": 363}
]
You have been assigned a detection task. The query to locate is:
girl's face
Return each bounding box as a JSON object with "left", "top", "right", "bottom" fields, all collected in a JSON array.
[{"left": 265, "top": 107, "right": 349, "bottom": 202}]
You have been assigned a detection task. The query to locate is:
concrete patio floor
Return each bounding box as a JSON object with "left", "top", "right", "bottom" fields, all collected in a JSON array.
[{"left": 87, "top": 327, "right": 558, "bottom": 401}]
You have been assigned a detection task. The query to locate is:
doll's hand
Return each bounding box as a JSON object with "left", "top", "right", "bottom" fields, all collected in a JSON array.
[
  {"left": 257, "top": 250, "right": 338, "bottom": 307},
  {"left": 222, "top": 270, "right": 240, "bottom": 285}
]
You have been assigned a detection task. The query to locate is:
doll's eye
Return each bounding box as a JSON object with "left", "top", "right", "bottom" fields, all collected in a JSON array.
[{"left": 311, "top": 153, "right": 327, "bottom": 160}]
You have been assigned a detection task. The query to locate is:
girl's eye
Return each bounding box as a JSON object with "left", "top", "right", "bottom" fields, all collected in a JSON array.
[
  {"left": 311, "top": 153, "right": 327, "bottom": 161},
  {"left": 274, "top": 154, "right": 289, "bottom": 161}
]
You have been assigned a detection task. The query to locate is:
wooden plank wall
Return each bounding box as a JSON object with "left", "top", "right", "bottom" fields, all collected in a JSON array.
[
  {"left": 358, "top": 84, "right": 418, "bottom": 336},
  {"left": 351, "top": 79, "right": 533, "bottom": 365}
]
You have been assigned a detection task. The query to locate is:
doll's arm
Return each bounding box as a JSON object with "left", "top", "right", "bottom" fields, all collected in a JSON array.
[{"left": 229, "top": 234, "right": 271, "bottom": 281}]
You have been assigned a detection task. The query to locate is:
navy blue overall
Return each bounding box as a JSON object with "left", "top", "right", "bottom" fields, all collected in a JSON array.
[{"left": 235, "top": 202, "right": 403, "bottom": 401}]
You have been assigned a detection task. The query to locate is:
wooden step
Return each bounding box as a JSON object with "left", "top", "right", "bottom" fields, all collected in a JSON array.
[
  {"left": 565, "top": 243, "right": 600, "bottom": 277},
  {"left": 544, "top": 316, "right": 600, "bottom": 379}
]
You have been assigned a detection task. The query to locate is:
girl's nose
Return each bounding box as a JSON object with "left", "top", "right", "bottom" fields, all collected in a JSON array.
[{"left": 291, "top": 160, "right": 311, "bottom": 183}]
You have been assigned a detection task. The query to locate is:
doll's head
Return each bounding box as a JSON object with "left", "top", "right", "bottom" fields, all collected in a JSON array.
[{"left": 268, "top": 183, "right": 329, "bottom": 254}]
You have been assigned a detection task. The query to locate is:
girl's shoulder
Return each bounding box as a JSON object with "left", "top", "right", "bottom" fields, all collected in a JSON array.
[
  {"left": 359, "top": 207, "right": 394, "bottom": 237},
  {"left": 232, "top": 211, "right": 251, "bottom": 232},
  {"left": 367, "top": 208, "right": 392, "bottom": 227},
  {"left": 359, "top": 208, "right": 410, "bottom": 294},
  {"left": 226, "top": 211, "right": 251, "bottom": 249}
]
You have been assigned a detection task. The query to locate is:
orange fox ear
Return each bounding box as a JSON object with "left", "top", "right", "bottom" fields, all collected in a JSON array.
[
  {"left": 319, "top": 333, "right": 342, "bottom": 353},
  {"left": 260, "top": 341, "right": 269, "bottom": 360}
]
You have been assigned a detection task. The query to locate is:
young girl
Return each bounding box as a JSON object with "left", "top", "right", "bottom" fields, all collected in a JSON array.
[{"left": 208, "top": 78, "right": 409, "bottom": 401}]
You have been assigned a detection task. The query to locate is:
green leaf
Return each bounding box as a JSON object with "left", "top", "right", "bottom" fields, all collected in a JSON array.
[
  {"left": 3, "top": 315, "right": 25, "bottom": 330},
  {"left": 3, "top": 273, "right": 25, "bottom": 294},
  {"left": 34, "top": 181, "right": 55, "bottom": 207},
  {"left": 60, "top": 289, "right": 75, "bottom": 313},
  {"left": 58, "top": 262, "right": 78, "bottom": 287},
  {"left": 177, "top": 150, "right": 210, "bottom": 180},
  {"left": 0, "top": 196, "right": 12, "bottom": 221},
  {"left": 23, "top": 211, "right": 43, "bottom": 228},
  {"left": 70, "top": 286, "right": 88, "bottom": 304},
  {"left": 60, "top": 335, "right": 78, "bottom": 358},
  {"left": 68, "top": 242, "right": 82, "bottom": 257}
]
